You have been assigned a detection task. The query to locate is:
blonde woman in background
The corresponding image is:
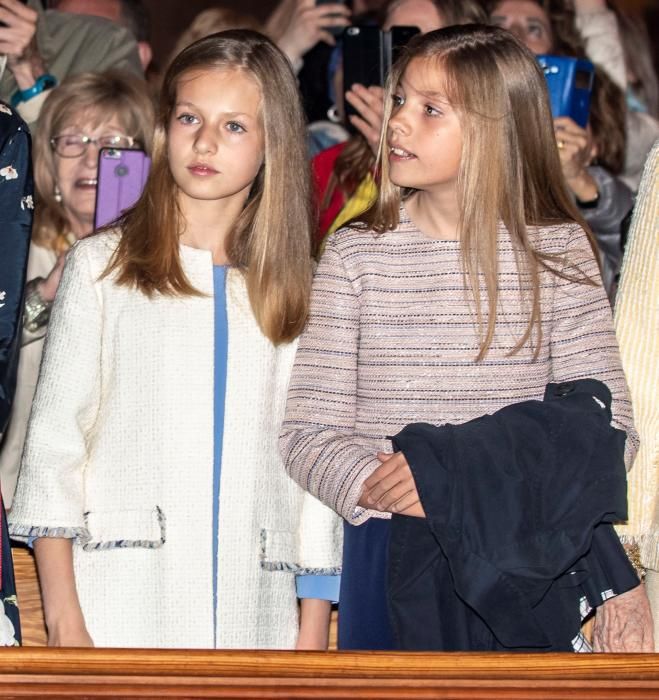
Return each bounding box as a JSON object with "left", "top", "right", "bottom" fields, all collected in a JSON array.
[{"left": 0, "top": 70, "right": 155, "bottom": 507}]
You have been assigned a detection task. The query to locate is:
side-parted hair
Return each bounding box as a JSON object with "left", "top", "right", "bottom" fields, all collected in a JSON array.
[
  {"left": 104, "top": 30, "right": 314, "bottom": 344},
  {"left": 325, "top": 0, "right": 486, "bottom": 227},
  {"left": 33, "top": 70, "right": 155, "bottom": 254},
  {"left": 361, "top": 24, "right": 596, "bottom": 359}
]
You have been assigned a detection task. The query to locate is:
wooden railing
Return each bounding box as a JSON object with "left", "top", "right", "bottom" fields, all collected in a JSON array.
[{"left": 0, "top": 649, "right": 659, "bottom": 699}]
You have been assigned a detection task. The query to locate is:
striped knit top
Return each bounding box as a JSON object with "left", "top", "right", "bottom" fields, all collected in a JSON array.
[{"left": 280, "top": 207, "right": 638, "bottom": 525}]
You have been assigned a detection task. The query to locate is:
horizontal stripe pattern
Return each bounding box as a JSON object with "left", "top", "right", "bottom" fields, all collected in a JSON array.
[{"left": 281, "top": 209, "right": 637, "bottom": 524}]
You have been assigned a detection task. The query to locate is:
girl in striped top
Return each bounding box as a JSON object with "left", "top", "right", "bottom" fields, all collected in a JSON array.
[{"left": 281, "top": 24, "right": 653, "bottom": 652}]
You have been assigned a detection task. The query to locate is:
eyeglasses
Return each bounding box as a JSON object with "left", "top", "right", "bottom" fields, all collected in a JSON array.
[{"left": 50, "top": 133, "right": 136, "bottom": 158}]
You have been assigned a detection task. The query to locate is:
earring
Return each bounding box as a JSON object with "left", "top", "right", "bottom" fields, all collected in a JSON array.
[
  {"left": 54, "top": 184, "right": 62, "bottom": 203},
  {"left": 326, "top": 104, "right": 341, "bottom": 124}
]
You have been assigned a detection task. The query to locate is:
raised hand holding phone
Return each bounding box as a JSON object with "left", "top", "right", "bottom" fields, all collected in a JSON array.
[{"left": 276, "top": 0, "right": 351, "bottom": 68}]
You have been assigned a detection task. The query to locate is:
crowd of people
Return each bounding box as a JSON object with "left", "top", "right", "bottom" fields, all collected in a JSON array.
[{"left": 0, "top": 0, "right": 657, "bottom": 653}]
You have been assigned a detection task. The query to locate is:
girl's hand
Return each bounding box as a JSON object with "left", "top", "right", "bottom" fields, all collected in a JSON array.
[
  {"left": 592, "top": 584, "right": 654, "bottom": 652},
  {"left": 344, "top": 83, "right": 385, "bottom": 154},
  {"left": 47, "top": 620, "right": 94, "bottom": 648},
  {"left": 554, "top": 116, "right": 599, "bottom": 201},
  {"left": 296, "top": 598, "right": 331, "bottom": 650},
  {"left": 359, "top": 452, "right": 426, "bottom": 517}
]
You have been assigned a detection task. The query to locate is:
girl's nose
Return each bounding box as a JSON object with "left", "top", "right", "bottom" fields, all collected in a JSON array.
[
  {"left": 389, "top": 110, "right": 410, "bottom": 136},
  {"left": 193, "top": 124, "right": 218, "bottom": 155}
]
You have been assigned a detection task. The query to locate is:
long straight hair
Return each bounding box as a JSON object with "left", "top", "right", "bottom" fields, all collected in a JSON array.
[
  {"left": 104, "top": 30, "right": 314, "bottom": 344},
  {"left": 361, "top": 25, "right": 597, "bottom": 359}
]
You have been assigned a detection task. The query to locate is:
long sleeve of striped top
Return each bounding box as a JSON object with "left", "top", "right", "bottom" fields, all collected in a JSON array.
[{"left": 280, "top": 210, "right": 638, "bottom": 525}]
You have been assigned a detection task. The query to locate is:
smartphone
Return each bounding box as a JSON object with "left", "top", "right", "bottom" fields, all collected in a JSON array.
[
  {"left": 316, "top": 0, "right": 352, "bottom": 38},
  {"left": 537, "top": 55, "right": 594, "bottom": 128},
  {"left": 94, "top": 148, "right": 151, "bottom": 230},
  {"left": 342, "top": 25, "right": 419, "bottom": 128},
  {"left": 389, "top": 25, "right": 419, "bottom": 67}
]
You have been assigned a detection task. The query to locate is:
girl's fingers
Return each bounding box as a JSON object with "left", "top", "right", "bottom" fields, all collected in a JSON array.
[
  {"left": 364, "top": 453, "right": 406, "bottom": 489},
  {"left": 389, "top": 491, "right": 421, "bottom": 514},
  {"left": 374, "top": 482, "right": 415, "bottom": 511}
]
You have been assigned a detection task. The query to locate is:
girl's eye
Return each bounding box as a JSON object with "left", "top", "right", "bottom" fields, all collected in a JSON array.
[
  {"left": 227, "top": 121, "right": 246, "bottom": 133},
  {"left": 177, "top": 113, "right": 198, "bottom": 125},
  {"left": 425, "top": 104, "right": 441, "bottom": 117},
  {"left": 392, "top": 94, "right": 404, "bottom": 107}
]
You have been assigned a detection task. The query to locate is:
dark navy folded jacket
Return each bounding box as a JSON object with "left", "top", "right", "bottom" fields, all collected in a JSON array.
[{"left": 388, "top": 378, "right": 638, "bottom": 651}]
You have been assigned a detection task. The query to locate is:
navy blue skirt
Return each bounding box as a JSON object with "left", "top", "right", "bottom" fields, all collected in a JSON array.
[{"left": 338, "top": 517, "right": 395, "bottom": 650}]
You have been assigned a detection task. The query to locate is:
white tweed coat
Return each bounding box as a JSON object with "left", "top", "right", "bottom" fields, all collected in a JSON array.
[{"left": 9, "top": 233, "right": 342, "bottom": 649}]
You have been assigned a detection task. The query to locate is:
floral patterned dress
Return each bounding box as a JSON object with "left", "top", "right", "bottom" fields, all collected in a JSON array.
[{"left": 0, "top": 100, "right": 32, "bottom": 646}]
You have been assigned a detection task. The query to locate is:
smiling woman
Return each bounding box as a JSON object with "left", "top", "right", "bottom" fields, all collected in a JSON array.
[{"left": 0, "top": 70, "right": 155, "bottom": 508}]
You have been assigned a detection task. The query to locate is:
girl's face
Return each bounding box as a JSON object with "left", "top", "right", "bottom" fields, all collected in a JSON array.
[
  {"left": 167, "top": 67, "right": 265, "bottom": 209},
  {"left": 53, "top": 111, "right": 131, "bottom": 237},
  {"left": 490, "top": 0, "right": 553, "bottom": 55},
  {"left": 383, "top": 0, "right": 444, "bottom": 34},
  {"left": 387, "top": 58, "right": 462, "bottom": 195}
]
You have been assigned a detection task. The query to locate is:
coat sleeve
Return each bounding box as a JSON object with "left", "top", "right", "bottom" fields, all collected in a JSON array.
[
  {"left": 0, "top": 111, "right": 32, "bottom": 434},
  {"left": 613, "top": 140, "right": 659, "bottom": 568},
  {"left": 549, "top": 223, "right": 638, "bottom": 468},
  {"left": 279, "top": 237, "right": 382, "bottom": 524},
  {"left": 9, "top": 241, "right": 103, "bottom": 542}
]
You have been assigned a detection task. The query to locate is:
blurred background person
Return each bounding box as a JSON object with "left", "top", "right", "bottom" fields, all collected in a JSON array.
[
  {"left": 488, "top": 0, "right": 633, "bottom": 301},
  {"left": 0, "top": 70, "right": 154, "bottom": 508},
  {"left": 0, "top": 0, "right": 143, "bottom": 126},
  {"left": 50, "top": 0, "right": 153, "bottom": 71},
  {"left": 313, "top": 0, "right": 487, "bottom": 247},
  {"left": 0, "top": 100, "right": 32, "bottom": 647}
]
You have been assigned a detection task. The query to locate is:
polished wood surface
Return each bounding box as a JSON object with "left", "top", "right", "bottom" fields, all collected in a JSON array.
[{"left": 0, "top": 648, "right": 659, "bottom": 698}]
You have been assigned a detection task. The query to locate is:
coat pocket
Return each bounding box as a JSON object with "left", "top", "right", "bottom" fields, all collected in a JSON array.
[
  {"left": 82, "top": 505, "right": 166, "bottom": 552},
  {"left": 259, "top": 528, "right": 298, "bottom": 572}
]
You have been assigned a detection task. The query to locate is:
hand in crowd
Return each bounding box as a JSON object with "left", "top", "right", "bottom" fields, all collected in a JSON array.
[
  {"left": 554, "top": 116, "right": 599, "bottom": 202},
  {"left": 345, "top": 83, "right": 385, "bottom": 154},
  {"left": 359, "top": 451, "right": 426, "bottom": 517},
  {"left": 0, "top": 0, "right": 45, "bottom": 90},
  {"left": 38, "top": 251, "right": 67, "bottom": 303},
  {"left": 592, "top": 583, "right": 655, "bottom": 652},
  {"left": 277, "top": 0, "right": 350, "bottom": 68}
]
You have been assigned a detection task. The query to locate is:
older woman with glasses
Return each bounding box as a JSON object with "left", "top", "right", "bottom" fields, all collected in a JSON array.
[{"left": 0, "top": 70, "right": 154, "bottom": 507}]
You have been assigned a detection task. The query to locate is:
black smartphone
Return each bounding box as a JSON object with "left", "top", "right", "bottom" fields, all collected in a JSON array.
[
  {"left": 316, "top": 0, "right": 352, "bottom": 38},
  {"left": 0, "top": 0, "right": 29, "bottom": 28},
  {"left": 342, "top": 25, "right": 384, "bottom": 95},
  {"left": 389, "top": 25, "right": 420, "bottom": 67}
]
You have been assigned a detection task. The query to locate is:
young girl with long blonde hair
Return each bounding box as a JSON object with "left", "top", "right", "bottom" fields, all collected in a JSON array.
[
  {"left": 281, "top": 25, "right": 652, "bottom": 652},
  {"left": 9, "top": 30, "right": 341, "bottom": 650}
]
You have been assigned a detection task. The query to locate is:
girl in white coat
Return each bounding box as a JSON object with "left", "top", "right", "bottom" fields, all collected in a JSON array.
[{"left": 9, "top": 30, "right": 341, "bottom": 650}]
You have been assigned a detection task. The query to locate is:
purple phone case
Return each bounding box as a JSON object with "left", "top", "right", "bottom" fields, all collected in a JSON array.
[{"left": 94, "top": 148, "right": 151, "bottom": 230}]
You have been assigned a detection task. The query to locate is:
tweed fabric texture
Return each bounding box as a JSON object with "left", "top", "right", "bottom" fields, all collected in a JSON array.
[
  {"left": 614, "top": 140, "right": 659, "bottom": 571},
  {"left": 280, "top": 209, "right": 638, "bottom": 524},
  {"left": 9, "top": 233, "right": 342, "bottom": 648}
]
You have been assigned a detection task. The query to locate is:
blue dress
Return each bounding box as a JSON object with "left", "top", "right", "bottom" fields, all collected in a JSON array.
[{"left": 212, "top": 267, "right": 338, "bottom": 646}]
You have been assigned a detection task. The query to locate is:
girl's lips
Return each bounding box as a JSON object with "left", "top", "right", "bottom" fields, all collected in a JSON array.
[
  {"left": 388, "top": 146, "right": 416, "bottom": 161},
  {"left": 188, "top": 165, "right": 218, "bottom": 176}
]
